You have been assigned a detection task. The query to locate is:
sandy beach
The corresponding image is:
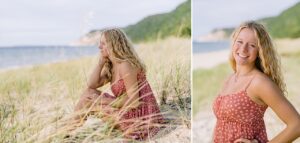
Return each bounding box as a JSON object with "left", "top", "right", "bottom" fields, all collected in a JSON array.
[
  {"left": 192, "top": 49, "right": 229, "bottom": 70},
  {"left": 192, "top": 50, "right": 227, "bottom": 142}
]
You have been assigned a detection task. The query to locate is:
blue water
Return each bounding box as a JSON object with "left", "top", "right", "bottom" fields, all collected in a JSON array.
[
  {"left": 193, "top": 40, "right": 230, "bottom": 53},
  {"left": 0, "top": 46, "right": 98, "bottom": 69},
  {"left": 0, "top": 41, "right": 231, "bottom": 70}
]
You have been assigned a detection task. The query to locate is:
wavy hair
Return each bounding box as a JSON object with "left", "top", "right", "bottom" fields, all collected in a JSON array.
[
  {"left": 229, "top": 21, "right": 287, "bottom": 96},
  {"left": 100, "top": 28, "right": 146, "bottom": 82}
]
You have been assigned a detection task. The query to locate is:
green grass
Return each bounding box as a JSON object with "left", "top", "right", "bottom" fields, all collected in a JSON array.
[
  {"left": 192, "top": 63, "right": 230, "bottom": 115},
  {"left": 0, "top": 37, "right": 191, "bottom": 143}
]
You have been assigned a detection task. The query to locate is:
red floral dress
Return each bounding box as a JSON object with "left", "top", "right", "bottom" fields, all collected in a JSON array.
[
  {"left": 104, "top": 71, "right": 164, "bottom": 140},
  {"left": 213, "top": 76, "right": 268, "bottom": 143}
]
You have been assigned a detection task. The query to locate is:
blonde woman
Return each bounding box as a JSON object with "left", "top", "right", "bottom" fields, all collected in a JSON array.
[
  {"left": 74, "top": 28, "right": 164, "bottom": 141},
  {"left": 213, "top": 21, "right": 300, "bottom": 143}
]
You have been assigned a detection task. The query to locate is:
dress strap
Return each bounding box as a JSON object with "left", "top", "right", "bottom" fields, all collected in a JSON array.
[{"left": 244, "top": 74, "right": 256, "bottom": 90}]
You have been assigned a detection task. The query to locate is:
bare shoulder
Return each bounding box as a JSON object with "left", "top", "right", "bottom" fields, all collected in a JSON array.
[
  {"left": 251, "top": 71, "right": 276, "bottom": 90},
  {"left": 118, "top": 62, "right": 138, "bottom": 76},
  {"left": 250, "top": 71, "right": 283, "bottom": 102}
]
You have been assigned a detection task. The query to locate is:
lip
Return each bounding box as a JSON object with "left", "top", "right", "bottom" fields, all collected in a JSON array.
[{"left": 237, "top": 53, "right": 249, "bottom": 58}]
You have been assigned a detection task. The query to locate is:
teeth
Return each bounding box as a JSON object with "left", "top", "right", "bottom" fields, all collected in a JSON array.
[{"left": 238, "top": 53, "right": 247, "bottom": 58}]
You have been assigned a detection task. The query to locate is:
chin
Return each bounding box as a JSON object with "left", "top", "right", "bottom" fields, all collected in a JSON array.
[
  {"left": 236, "top": 61, "right": 248, "bottom": 65},
  {"left": 236, "top": 59, "right": 257, "bottom": 66},
  {"left": 234, "top": 58, "right": 248, "bottom": 65}
]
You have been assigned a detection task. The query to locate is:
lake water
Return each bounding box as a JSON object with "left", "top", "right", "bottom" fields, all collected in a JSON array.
[
  {"left": 0, "top": 46, "right": 98, "bottom": 69},
  {"left": 193, "top": 40, "right": 230, "bottom": 54},
  {"left": 0, "top": 41, "right": 231, "bottom": 70}
]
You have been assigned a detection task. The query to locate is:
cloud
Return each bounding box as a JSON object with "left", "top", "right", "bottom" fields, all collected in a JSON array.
[
  {"left": 0, "top": 0, "right": 185, "bottom": 46},
  {"left": 193, "top": 0, "right": 299, "bottom": 37}
]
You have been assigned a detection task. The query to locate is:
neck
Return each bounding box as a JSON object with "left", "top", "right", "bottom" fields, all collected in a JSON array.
[{"left": 235, "top": 64, "right": 255, "bottom": 76}]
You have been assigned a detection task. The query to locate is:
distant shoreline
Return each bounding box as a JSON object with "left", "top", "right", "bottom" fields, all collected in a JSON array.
[
  {"left": 192, "top": 49, "right": 229, "bottom": 70},
  {"left": 0, "top": 45, "right": 94, "bottom": 48},
  {"left": 0, "top": 45, "right": 98, "bottom": 71},
  {"left": 0, "top": 65, "right": 40, "bottom": 73},
  {"left": 193, "top": 40, "right": 230, "bottom": 53},
  {"left": 0, "top": 56, "right": 95, "bottom": 73}
]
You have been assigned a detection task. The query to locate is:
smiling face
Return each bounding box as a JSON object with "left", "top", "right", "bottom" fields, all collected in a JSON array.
[
  {"left": 99, "top": 35, "right": 110, "bottom": 58},
  {"left": 232, "top": 28, "right": 259, "bottom": 66}
]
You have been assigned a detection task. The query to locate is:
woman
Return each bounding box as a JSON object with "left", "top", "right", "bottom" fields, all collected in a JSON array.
[
  {"left": 73, "top": 28, "right": 164, "bottom": 141},
  {"left": 213, "top": 21, "right": 300, "bottom": 143}
]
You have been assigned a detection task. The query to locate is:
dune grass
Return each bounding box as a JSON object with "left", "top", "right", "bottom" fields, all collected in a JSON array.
[
  {"left": 192, "top": 63, "right": 230, "bottom": 115},
  {"left": 0, "top": 37, "right": 191, "bottom": 143}
]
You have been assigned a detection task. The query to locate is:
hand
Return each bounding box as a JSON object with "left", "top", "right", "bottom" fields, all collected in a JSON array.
[
  {"left": 99, "top": 54, "right": 109, "bottom": 66},
  {"left": 101, "top": 51, "right": 109, "bottom": 59},
  {"left": 234, "top": 138, "right": 258, "bottom": 143},
  {"left": 99, "top": 46, "right": 109, "bottom": 58}
]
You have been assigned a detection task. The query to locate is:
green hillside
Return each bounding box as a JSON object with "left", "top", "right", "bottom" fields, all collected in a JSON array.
[
  {"left": 261, "top": 2, "right": 300, "bottom": 38},
  {"left": 86, "top": 0, "right": 191, "bottom": 43},
  {"left": 124, "top": 0, "right": 191, "bottom": 42},
  {"left": 212, "top": 1, "right": 300, "bottom": 39}
]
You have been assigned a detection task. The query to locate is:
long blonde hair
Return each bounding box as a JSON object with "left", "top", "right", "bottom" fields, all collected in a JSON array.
[
  {"left": 229, "top": 21, "right": 287, "bottom": 96},
  {"left": 100, "top": 28, "right": 146, "bottom": 82}
]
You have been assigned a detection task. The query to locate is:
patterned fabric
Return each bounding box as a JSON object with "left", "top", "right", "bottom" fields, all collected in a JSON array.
[
  {"left": 213, "top": 76, "right": 268, "bottom": 143},
  {"left": 107, "top": 71, "right": 164, "bottom": 140}
]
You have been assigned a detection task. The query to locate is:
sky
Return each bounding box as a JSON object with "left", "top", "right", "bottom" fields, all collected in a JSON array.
[
  {"left": 193, "top": 0, "right": 300, "bottom": 39},
  {"left": 0, "top": 0, "right": 185, "bottom": 46}
]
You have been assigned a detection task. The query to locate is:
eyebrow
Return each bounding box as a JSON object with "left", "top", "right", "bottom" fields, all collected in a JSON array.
[{"left": 236, "top": 38, "right": 257, "bottom": 45}]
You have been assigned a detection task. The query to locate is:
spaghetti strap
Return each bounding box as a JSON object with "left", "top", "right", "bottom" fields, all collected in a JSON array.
[
  {"left": 245, "top": 74, "right": 256, "bottom": 90},
  {"left": 213, "top": 72, "right": 268, "bottom": 143}
]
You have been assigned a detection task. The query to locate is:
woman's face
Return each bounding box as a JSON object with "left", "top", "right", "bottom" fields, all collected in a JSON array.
[
  {"left": 233, "top": 28, "right": 259, "bottom": 66},
  {"left": 99, "top": 35, "right": 109, "bottom": 58}
]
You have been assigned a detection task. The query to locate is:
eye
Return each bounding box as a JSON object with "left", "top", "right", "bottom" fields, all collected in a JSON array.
[
  {"left": 236, "top": 40, "right": 243, "bottom": 44},
  {"left": 250, "top": 44, "right": 256, "bottom": 48}
]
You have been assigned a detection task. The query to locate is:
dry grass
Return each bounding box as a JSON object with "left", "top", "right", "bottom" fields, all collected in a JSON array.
[{"left": 0, "top": 37, "right": 191, "bottom": 143}]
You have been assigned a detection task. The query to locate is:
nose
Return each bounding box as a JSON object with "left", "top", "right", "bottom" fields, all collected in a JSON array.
[
  {"left": 98, "top": 44, "right": 102, "bottom": 50},
  {"left": 240, "top": 43, "right": 248, "bottom": 52}
]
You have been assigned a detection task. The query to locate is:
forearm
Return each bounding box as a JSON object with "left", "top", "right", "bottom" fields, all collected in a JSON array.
[
  {"left": 269, "top": 123, "right": 300, "bottom": 143},
  {"left": 87, "top": 60, "right": 105, "bottom": 89}
]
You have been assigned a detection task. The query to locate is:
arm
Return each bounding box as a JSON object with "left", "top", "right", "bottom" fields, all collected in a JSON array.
[
  {"left": 87, "top": 58, "right": 109, "bottom": 89},
  {"left": 254, "top": 77, "right": 300, "bottom": 142}
]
